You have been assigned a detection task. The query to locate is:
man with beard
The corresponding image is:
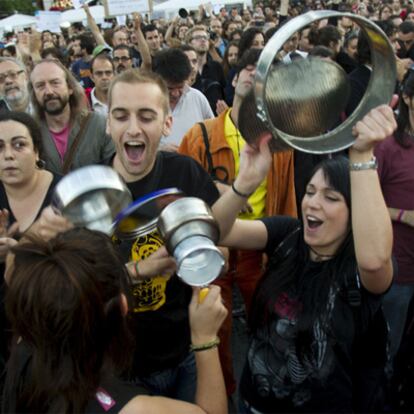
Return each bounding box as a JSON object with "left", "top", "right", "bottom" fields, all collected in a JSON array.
[
  {"left": 89, "top": 54, "right": 114, "bottom": 115},
  {"left": 113, "top": 45, "right": 134, "bottom": 74},
  {"left": 0, "top": 57, "right": 32, "bottom": 114},
  {"left": 30, "top": 59, "right": 114, "bottom": 175},
  {"left": 185, "top": 25, "right": 226, "bottom": 114}
]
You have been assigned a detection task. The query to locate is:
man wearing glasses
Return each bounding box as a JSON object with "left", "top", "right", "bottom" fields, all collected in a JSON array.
[
  {"left": 112, "top": 45, "right": 133, "bottom": 74},
  {"left": 186, "top": 25, "right": 226, "bottom": 114},
  {"left": 0, "top": 57, "right": 32, "bottom": 114}
]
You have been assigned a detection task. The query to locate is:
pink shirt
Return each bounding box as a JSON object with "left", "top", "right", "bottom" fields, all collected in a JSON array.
[{"left": 50, "top": 124, "right": 70, "bottom": 161}]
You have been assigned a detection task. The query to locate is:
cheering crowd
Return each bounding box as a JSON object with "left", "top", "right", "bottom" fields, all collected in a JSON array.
[{"left": 0, "top": 0, "right": 412, "bottom": 412}]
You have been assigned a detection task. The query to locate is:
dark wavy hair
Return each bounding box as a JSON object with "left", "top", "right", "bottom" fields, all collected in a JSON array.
[
  {"left": 0, "top": 111, "right": 44, "bottom": 158},
  {"left": 250, "top": 156, "right": 353, "bottom": 359},
  {"left": 3, "top": 228, "right": 134, "bottom": 413},
  {"left": 395, "top": 69, "right": 414, "bottom": 148},
  {"left": 238, "top": 27, "right": 264, "bottom": 59}
]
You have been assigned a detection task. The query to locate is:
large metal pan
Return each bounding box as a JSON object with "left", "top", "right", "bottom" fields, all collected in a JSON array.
[{"left": 240, "top": 10, "right": 396, "bottom": 154}]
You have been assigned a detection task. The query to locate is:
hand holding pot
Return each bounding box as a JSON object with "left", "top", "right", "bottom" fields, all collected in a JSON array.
[{"left": 189, "top": 285, "right": 227, "bottom": 345}]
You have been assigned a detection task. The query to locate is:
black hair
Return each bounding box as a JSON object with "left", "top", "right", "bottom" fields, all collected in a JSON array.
[
  {"left": 399, "top": 20, "right": 414, "bottom": 34},
  {"left": 179, "top": 44, "right": 196, "bottom": 54},
  {"left": 264, "top": 26, "right": 278, "bottom": 43},
  {"left": 152, "top": 48, "right": 191, "bottom": 84},
  {"left": 375, "top": 20, "right": 397, "bottom": 38},
  {"left": 238, "top": 27, "right": 264, "bottom": 59},
  {"left": 343, "top": 30, "right": 358, "bottom": 49},
  {"left": 395, "top": 69, "right": 414, "bottom": 148},
  {"left": 77, "top": 33, "right": 96, "bottom": 55},
  {"left": 235, "top": 48, "right": 262, "bottom": 76},
  {"left": 40, "top": 47, "right": 66, "bottom": 66},
  {"left": 250, "top": 156, "right": 352, "bottom": 359},
  {"left": 356, "top": 30, "right": 371, "bottom": 65},
  {"left": 143, "top": 24, "right": 159, "bottom": 38},
  {"left": 229, "top": 29, "right": 243, "bottom": 42},
  {"left": 113, "top": 44, "right": 132, "bottom": 58},
  {"left": 0, "top": 112, "right": 43, "bottom": 157},
  {"left": 315, "top": 25, "right": 341, "bottom": 47},
  {"left": 309, "top": 45, "right": 334, "bottom": 59}
]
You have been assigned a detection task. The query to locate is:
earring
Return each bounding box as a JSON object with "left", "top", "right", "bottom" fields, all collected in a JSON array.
[{"left": 36, "top": 159, "right": 46, "bottom": 169}]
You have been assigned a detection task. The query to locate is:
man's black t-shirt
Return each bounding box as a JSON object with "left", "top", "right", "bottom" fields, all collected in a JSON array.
[
  {"left": 118, "top": 151, "right": 219, "bottom": 377},
  {"left": 239, "top": 216, "right": 386, "bottom": 413}
]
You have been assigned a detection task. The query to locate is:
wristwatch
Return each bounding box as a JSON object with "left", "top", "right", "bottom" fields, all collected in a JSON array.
[{"left": 349, "top": 156, "right": 378, "bottom": 171}]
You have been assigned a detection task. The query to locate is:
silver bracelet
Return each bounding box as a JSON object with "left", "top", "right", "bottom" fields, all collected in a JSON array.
[{"left": 349, "top": 156, "right": 378, "bottom": 171}]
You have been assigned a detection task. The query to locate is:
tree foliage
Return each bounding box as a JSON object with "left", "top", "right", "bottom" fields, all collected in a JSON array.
[{"left": 0, "top": 0, "right": 36, "bottom": 15}]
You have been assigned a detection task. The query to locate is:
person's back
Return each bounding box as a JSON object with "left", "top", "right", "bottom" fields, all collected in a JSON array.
[
  {"left": 3, "top": 227, "right": 228, "bottom": 414},
  {"left": 3, "top": 229, "right": 136, "bottom": 413}
]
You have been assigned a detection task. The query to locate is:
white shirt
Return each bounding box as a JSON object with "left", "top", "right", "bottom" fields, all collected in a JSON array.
[
  {"left": 161, "top": 86, "right": 214, "bottom": 147},
  {"left": 90, "top": 87, "right": 108, "bottom": 116}
]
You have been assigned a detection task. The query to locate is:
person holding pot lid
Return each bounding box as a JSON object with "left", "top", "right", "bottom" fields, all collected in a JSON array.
[{"left": 212, "top": 104, "right": 396, "bottom": 413}]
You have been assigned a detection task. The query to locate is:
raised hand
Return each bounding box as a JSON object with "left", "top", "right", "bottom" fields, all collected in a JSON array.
[
  {"left": 351, "top": 105, "right": 397, "bottom": 153},
  {"left": 235, "top": 132, "right": 272, "bottom": 195},
  {"left": 189, "top": 285, "right": 227, "bottom": 344}
]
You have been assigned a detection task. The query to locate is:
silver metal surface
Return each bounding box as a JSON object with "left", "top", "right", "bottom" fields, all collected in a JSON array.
[
  {"left": 52, "top": 165, "right": 132, "bottom": 234},
  {"left": 157, "top": 197, "right": 224, "bottom": 286},
  {"left": 245, "top": 10, "right": 396, "bottom": 154},
  {"left": 157, "top": 197, "right": 220, "bottom": 245},
  {"left": 114, "top": 188, "right": 184, "bottom": 240}
]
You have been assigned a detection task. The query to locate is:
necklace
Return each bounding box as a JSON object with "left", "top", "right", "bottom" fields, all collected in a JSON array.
[{"left": 308, "top": 246, "right": 335, "bottom": 262}]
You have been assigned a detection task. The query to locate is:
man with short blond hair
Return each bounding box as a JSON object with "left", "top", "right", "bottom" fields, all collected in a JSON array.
[{"left": 105, "top": 68, "right": 220, "bottom": 402}]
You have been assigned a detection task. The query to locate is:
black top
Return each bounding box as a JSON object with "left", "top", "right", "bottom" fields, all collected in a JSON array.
[
  {"left": 240, "top": 216, "right": 387, "bottom": 413},
  {"left": 0, "top": 173, "right": 61, "bottom": 392},
  {"left": 0, "top": 173, "right": 60, "bottom": 228},
  {"left": 3, "top": 341, "right": 149, "bottom": 413},
  {"left": 193, "top": 54, "right": 226, "bottom": 115},
  {"left": 117, "top": 151, "right": 220, "bottom": 377}
]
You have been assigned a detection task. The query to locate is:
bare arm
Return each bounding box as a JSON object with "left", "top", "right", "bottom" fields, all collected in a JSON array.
[
  {"left": 121, "top": 286, "right": 227, "bottom": 414},
  {"left": 212, "top": 135, "right": 272, "bottom": 250},
  {"left": 350, "top": 105, "right": 396, "bottom": 294},
  {"left": 132, "top": 12, "right": 152, "bottom": 71},
  {"left": 165, "top": 16, "right": 179, "bottom": 47},
  {"left": 388, "top": 207, "right": 414, "bottom": 228},
  {"left": 84, "top": 3, "right": 106, "bottom": 46}
]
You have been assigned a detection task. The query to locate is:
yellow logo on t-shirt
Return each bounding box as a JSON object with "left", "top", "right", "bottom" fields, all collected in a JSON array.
[{"left": 130, "top": 230, "right": 170, "bottom": 313}]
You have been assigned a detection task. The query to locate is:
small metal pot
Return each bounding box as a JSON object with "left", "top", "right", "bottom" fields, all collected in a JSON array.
[
  {"left": 157, "top": 197, "right": 225, "bottom": 286},
  {"left": 52, "top": 165, "right": 132, "bottom": 235}
]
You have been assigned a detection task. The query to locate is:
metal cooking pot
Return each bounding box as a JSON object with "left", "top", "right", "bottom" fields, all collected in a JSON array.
[
  {"left": 240, "top": 10, "right": 396, "bottom": 154},
  {"left": 157, "top": 197, "right": 225, "bottom": 286},
  {"left": 52, "top": 165, "right": 132, "bottom": 235},
  {"left": 113, "top": 188, "right": 184, "bottom": 240}
]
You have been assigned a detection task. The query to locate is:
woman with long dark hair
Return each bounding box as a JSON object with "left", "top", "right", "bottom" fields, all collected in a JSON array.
[
  {"left": 374, "top": 70, "right": 414, "bottom": 364},
  {"left": 213, "top": 104, "right": 396, "bottom": 412},
  {"left": 3, "top": 228, "right": 227, "bottom": 413}
]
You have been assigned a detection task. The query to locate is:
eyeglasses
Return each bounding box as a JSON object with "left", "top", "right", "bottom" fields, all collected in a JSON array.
[
  {"left": 192, "top": 35, "right": 209, "bottom": 41},
  {"left": 113, "top": 56, "right": 131, "bottom": 63},
  {"left": 0, "top": 70, "right": 24, "bottom": 84}
]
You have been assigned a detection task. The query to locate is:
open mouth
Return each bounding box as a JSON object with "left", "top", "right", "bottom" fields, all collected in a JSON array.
[
  {"left": 306, "top": 215, "right": 323, "bottom": 229},
  {"left": 124, "top": 141, "right": 145, "bottom": 163}
]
